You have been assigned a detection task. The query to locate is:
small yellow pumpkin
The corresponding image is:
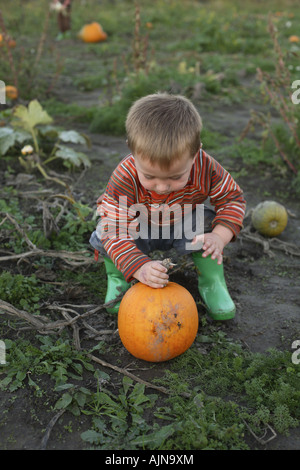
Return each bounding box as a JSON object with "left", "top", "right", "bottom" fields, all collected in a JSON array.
[
  {"left": 251, "top": 201, "right": 288, "bottom": 237},
  {"left": 78, "top": 22, "right": 107, "bottom": 43},
  {"left": 118, "top": 282, "right": 199, "bottom": 362},
  {"left": 5, "top": 85, "right": 18, "bottom": 100}
]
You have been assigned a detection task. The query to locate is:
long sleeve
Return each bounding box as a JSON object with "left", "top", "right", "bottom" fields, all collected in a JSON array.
[
  {"left": 206, "top": 155, "right": 246, "bottom": 239},
  {"left": 98, "top": 157, "right": 151, "bottom": 282}
]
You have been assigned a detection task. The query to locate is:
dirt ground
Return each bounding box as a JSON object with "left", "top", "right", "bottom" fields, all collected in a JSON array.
[{"left": 1, "top": 83, "right": 300, "bottom": 450}]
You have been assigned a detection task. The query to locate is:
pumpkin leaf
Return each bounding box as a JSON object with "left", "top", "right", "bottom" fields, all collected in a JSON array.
[
  {"left": 38, "top": 125, "right": 60, "bottom": 140},
  {"left": 0, "top": 127, "right": 15, "bottom": 155},
  {"left": 55, "top": 145, "right": 91, "bottom": 168},
  {"left": 0, "top": 127, "right": 31, "bottom": 155},
  {"left": 12, "top": 99, "right": 53, "bottom": 133},
  {"left": 59, "top": 130, "right": 91, "bottom": 147}
]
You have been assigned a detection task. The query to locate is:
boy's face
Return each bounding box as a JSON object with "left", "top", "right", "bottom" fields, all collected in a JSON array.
[{"left": 134, "top": 151, "right": 196, "bottom": 195}]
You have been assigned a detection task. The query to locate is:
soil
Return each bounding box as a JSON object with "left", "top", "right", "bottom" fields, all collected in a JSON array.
[{"left": 1, "top": 74, "right": 300, "bottom": 451}]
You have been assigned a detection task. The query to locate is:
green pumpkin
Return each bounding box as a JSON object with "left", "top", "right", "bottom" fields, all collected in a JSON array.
[{"left": 251, "top": 201, "right": 288, "bottom": 237}]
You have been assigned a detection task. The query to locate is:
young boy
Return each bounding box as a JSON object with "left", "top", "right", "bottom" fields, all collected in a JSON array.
[{"left": 90, "top": 93, "right": 246, "bottom": 320}]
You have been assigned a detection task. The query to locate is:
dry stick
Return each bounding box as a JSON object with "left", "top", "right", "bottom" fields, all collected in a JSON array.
[
  {"left": 60, "top": 309, "right": 81, "bottom": 350},
  {"left": 0, "top": 300, "right": 104, "bottom": 333},
  {"left": 34, "top": 9, "right": 50, "bottom": 68},
  {"left": 89, "top": 353, "right": 191, "bottom": 399},
  {"left": 39, "top": 409, "right": 66, "bottom": 450},
  {"left": 242, "top": 419, "right": 277, "bottom": 446},
  {"left": 0, "top": 300, "right": 49, "bottom": 330},
  {"left": 4, "top": 212, "right": 37, "bottom": 250},
  {"left": 0, "top": 248, "right": 94, "bottom": 266},
  {"left": 27, "top": 8, "right": 51, "bottom": 92},
  {"left": 240, "top": 225, "right": 300, "bottom": 257}
]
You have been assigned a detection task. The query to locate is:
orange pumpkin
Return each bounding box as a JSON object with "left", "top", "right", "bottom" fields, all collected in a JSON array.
[
  {"left": 289, "top": 35, "right": 300, "bottom": 43},
  {"left": 5, "top": 85, "right": 18, "bottom": 100},
  {"left": 78, "top": 22, "right": 107, "bottom": 43},
  {"left": 118, "top": 282, "right": 199, "bottom": 362}
]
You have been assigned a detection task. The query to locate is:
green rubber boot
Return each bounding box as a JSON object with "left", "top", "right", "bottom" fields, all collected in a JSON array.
[
  {"left": 192, "top": 252, "right": 236, "bottom": 320},
  {"left": 103, "top": 257, "right": 130, "bottom": 314}
]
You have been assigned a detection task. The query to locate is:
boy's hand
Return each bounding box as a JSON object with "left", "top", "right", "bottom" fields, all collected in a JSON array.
[
  {"left": 133, "top": 261, "right": 169, "bottom": 288},
  {"left": 191, "top": 225, "right": 234, "bottom": 265},
  {"left": 200, "top": 232, "right": 224, "bottom": 264}
]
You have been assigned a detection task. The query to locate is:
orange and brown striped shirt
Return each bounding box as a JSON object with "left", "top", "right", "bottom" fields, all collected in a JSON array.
[{"left": 97, "top": 149, "right": 246, "bottom": 281}]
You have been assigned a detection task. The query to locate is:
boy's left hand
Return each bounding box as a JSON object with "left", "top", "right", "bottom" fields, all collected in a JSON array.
[
  {"left": 191, "top": 232, "right": 224, "bottom": 264},
  {"left": 192, "top": 225, "right": 234, "bottom": 264}
]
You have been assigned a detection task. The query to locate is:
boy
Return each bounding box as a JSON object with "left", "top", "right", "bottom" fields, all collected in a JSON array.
[{"left": 90, "top": 93, "right": 246, "bottom": 320}]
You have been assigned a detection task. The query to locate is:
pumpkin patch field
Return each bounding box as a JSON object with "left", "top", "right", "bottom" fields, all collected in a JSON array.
[{"left": 0, "top": 0, "right": 300, "bottom": 452}]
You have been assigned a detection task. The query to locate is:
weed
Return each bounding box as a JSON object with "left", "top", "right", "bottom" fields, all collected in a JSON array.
[
  {"left": 0, "top": 335, "right": 94, "bottom": 394},
  {"left": 165, "top": 336, "right": 300, "bottom": 438},
  {"left": 0, "top": 271, "right": 52, "bottom": 314}
]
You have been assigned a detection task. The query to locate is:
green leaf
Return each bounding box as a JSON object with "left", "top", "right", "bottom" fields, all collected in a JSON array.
[
  {"left": 38, "top": 125, "right": 59, "bottom": 140},
  {"left": 0, "top": 127, "right": 28, "bottom": 155},
  {"left": 16, "top": 370, "right": 26, "bottom": 382},
  {"left": 74, "top": 391, "right": 87, "bottom": 407},
  {"left": 0, "top": 127, "right": 15, "bottom": 155},
  {"left": 13, "top": 100, "right": 53, "bottom": 133},
  {"left": 55, "top": 145, "right": 91, "bottom": 168},
  {"left": 122, "top": 376, "right": 133, "bottom": 396},
  {"left": 0, "top": 376, "right": 12, "bottom": 389},
  {"left": 94, "top": 369, "right": 110, "bottom": 381},
  {"left": 55, "top": 392, "right": 73, "bottom": 410},
  {"left": 59, "top": 130, "right": 89, "bottom": 146},
  {"left": 55, "top": 383, "right": 75, "bottom": 392},
  {"left": 130, "top": 424, "right": 176, "bottom": 448},
  {"left": 81, "top": 429, "right": 102, "bottom": 444}
]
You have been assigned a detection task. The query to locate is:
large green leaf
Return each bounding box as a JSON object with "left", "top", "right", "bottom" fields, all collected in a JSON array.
[
  {"left": 0, "top": 127, "right": 31, "bottom": 155},
  {"left": 0, "top": 128, "right": 15, "bottom": 155},
  {"left": 12, "top": 99, "right": 53, "bottom": 133},
  {"left": 59, "top": 130, "right": 91, "bottom": 147},
  {"left": 55, "top": 145, "right": 91, "bottom": 168}
]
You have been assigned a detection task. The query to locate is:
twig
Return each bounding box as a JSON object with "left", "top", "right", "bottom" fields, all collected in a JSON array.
[
  {"left": 242, "top": 418, "right": 277, "bottom": 446},
  {"left": 39, "top": 409, "right": 66, "bottom": 450},
  {"left": 0, "top": 300, "right": 49, "bottom": 330},
  {"left": 240, "top": 224, "right": 300, "bottom": 257},
  {"left": 4, "top": 212, "right": 37, "bottom": 250},
  {"left": 0, "top": 248, "right": 94, "bottom": 266},
  {"left": 89, "top": 353, "right": 191, "bottom": 398},
  {"left": 0, "top": 300, "right": 104, "bottom": 333},
  {"left": 60, "top": 309, "right": 81, "bottom": 350},
  {"left": 33, "top": 9, "right": 51, "bottom": 68}
]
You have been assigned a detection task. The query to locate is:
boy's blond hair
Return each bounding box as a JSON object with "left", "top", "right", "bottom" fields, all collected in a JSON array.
[{"left": 126, "top": 93, "right": 202, "bottom": 169}]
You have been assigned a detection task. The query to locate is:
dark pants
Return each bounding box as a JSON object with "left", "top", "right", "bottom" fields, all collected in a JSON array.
[{"left": 90, "top": 206, "right": 215, "bottom": 257}]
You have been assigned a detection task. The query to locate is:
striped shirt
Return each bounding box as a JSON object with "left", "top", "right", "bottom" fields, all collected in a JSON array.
[{"left": 97, "top": 149, "right": 246, "bottom": 281}]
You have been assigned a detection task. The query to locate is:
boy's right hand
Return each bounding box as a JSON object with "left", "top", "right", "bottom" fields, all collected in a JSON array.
[{"left": 133, "top": 261, "right": 169, "bottom": 288}]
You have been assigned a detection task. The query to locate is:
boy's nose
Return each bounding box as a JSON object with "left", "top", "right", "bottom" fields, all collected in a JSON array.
[{"left": 156, "top": 182, "right": 170, "bottom": 193}]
